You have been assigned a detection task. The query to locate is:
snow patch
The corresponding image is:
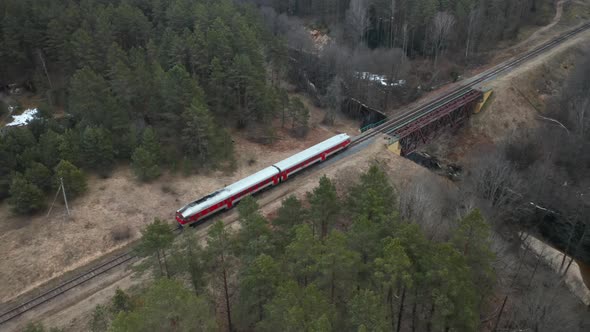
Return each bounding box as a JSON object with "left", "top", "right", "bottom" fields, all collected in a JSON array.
[
  {"left": 5, "top": 108, "right": 39, "bottom": 127},
  {"left": 355, "top": 72, "right": 406, "bottom": 87}
]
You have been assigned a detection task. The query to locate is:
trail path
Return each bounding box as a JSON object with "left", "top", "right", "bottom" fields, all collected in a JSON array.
[{"left": 513, "top": 0, "right": 569, "bottom": 50}]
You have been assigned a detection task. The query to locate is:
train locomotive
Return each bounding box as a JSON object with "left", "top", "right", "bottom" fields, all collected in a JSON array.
[{"left": 175, "top": 134, "right": 351, "bottom": 227}]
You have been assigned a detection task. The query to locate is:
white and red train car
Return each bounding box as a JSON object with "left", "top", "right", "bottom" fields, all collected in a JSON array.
[{"left": 175, "top": 134, "right": 351, "bottom": 226}]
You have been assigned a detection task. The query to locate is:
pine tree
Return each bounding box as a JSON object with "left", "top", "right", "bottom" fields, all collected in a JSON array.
[
  {"left": 181, "top": 97, "right": 232, "bottom": 165},
  {"left": 111, "top": 288, "right": 134, "bottom": 313},
  {"left": 257, "top": 281, "right": 336, "bottom": 332},
  {"left": 110, "top": 279, "right": 215, "bottom": 332},
  {"left": 136, "top": 218, "right": 175, "bottom": 278},
  {"left": 374, "top": 238, "right": 412, "bottom": 331},
  {"left": 316, "top": 230, "right": 360, "bottom": 304},
  {"left": 204, "top": 221, "right": 239, "bottom": 332},
  {"left": 236, "top": 197, "right": 275, "bottom": 264},
  {"left": 284, "top": 224, "right": 321, "bottom": 286},
  {"left": 208, "top": 57, "right": 229, "bottom": 115},
  {"left": 58, "top": 128, "right": 82, "bottom": 167},
  {"left": 307, "top": 175, "right": 340, "bottom": 240},
  {"left": 347, "top": 164, "right": 397, "bottom": 224},
  {"left": 237, "top": 254, "right": 281, "bottom": 328},
  {"left": 207, "top": 18, "right": 233, "bottom": 65},
  {"left": 8, "top": 174, "right": 46, "bottom": 214},
  {"left": 348, "top": 289, "right": 388, "bottom": 332},
  {"left": 25, "top": 162, "right": 53, "bottom": 192},
  {"left": 452, "top": 209, "right": 495, "bottom": 306},
  {"left": 273, "top": 195, "right": 307, "bottom": 250},
  {"left": 54, "top": 160, "right": 87, "bottom": 198},
  {"left": 131, "top": 147, "right": 160, "bottom": 181},
  {"left": 38, "top": 129, "right": 62, "bottom": 168},
  {"left": 141, "top": 127, "right": 161, "bottom": 160},
  {"left": 68, "top": 67, "right": 113, "bottom": 127},
  {"left": 81, "top": 126, "right": 115, "bottom": 176}
]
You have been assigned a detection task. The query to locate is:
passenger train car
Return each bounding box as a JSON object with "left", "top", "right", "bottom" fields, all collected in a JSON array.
[{"left": 175, "top": 134, "right": 351, "bottom": 226}]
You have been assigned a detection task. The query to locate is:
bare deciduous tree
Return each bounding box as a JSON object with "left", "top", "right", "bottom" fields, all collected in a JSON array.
[
  {"left": 345, "top": 0, "right": 369, "bottom": 48},
  {"left": 430, "top": 12, "right": 456, "bottom": 66}
]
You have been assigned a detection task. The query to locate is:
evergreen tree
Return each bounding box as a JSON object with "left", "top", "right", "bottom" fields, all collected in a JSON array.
[
  {"left": 452, "top": 209, "right": 496, "bottom": 306},
  {"left": 25, "top": 162, "right": 53, "bottom": 192},
  {"left": 347, "top": 164, "right": 397, "bottom": 224},
  {"left": 273, "top": 195, "right": 306, "bottom": 250},
  {"left": 89, "top": 304, "right": 111, "bottom": 332},
  {"left": 236, "top": 254, "right": 281, "bottom": 328},
  {"left": 257, "top": 281, "right": 336, "bottom": 332},
  {"left": 8, "top": 174, "right": 46, "bottom": 214},
  {"left": 38, "top": 129, "right": 62, "bottom": 169},
  {"left": 54, "top": 160, "right": 87, "bottom": 198},
  {"left": 316, "top": 230, "right": 360, "bottom": 304},
  {"left": 374, "top": 238, "right": 413, "bottom": 331},
  {"left": 284, "top": 224, "right": 321, "bottom": 286},
  {"left": 81, "top": 126, "right": 115, "bottom": 176},
  {"left": 171, "top": 232, "right": 207, "bottom": 296},
  {"left": 131, "top": 147, "right": 160, "bottom": 181},
  {"left": 307, "top": 175, "right": 340, "bottom": 240},
  {"left": 141, "top": 127, "right": 161, "bottom": 160},
  {"left": 204, "top": 221, "right": 238, "bottom": 332},
  {"left": 58, "top": 128, "right": 82, "bottom": 167},
  {"left": 110, "top": 279, "right": 216, "bottom": 332},
  {"left": 0, "top": 140, "right": 15, "bottom": 200},
  {"left": 181, "top": 97, "right": 232, "bottom": 165},
  {"left": 112, "top": 288, "right": 134, "bottom": 313},
  {"left": 207, "top": 18, "right": 233, "bottom": 64},
  {"left": 207, "top": 57, "right": 228, "bottom": 115},
  {"left": 348, "top": 289, "right": 388, "bottom": 332},
  {"left": 236, "top": 197, "right": 275, "bottom": 263},
  {"left": 136, "top": 218, "right": 175, "bottom": 278},
  {"left": 68, "top": 67, "right": 115, "bottom": 127}
]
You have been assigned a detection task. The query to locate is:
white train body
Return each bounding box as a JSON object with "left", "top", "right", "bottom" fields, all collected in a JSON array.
[{"left": 176, "top": 134, "right": 351, "bottom": 226}]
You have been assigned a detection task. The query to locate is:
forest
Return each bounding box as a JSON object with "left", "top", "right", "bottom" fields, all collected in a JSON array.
[
  {"left": 0, "top": 0, "right": 553, "bottom": 215},
  {"left": 25, "top": 165, "right": 497, "bottom": 332},
  {"left": 0, "top": 0, "right": 307, "bottom": 215}
]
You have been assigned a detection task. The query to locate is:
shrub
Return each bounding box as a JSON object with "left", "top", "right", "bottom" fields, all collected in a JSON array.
[{"left": 111, "top": 225, "right": 132, "bottom": 242}]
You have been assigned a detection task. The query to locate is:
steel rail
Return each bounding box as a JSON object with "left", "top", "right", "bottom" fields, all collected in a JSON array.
[
  {"left": 0, "top": 253, "right": 135, "bottom": 325},
  {"left": 1, "top": 21, "right": 589, "bottom": 327}
]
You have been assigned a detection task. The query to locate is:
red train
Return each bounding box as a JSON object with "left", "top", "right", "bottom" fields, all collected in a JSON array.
[{"left": 175, "top": 134, "right": 351, "bottom": 227}]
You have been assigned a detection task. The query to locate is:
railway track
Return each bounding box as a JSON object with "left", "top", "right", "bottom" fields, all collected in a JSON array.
[
  {"left": 351, "top": 21, "right": 590, "bottom": 147},
  {"left": 0, "top": 252, "right": 135, "bottom": 325},
  {"left": 1, "top": 21, "right": 589, "bottom": 328}
]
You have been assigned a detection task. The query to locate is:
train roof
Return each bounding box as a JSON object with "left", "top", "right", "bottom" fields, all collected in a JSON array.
[
  {"left": 273, "top": 133, "right": 350, "bottom": 171},
  {"left": 178, "top": 166, "right": 279, "bottom": 218}
]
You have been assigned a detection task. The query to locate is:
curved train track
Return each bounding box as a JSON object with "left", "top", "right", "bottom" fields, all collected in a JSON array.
[{"left": 1, "top": 21, "right": 590, "bottom": 327}]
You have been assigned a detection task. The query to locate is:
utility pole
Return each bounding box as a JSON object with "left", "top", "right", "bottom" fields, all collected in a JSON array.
[
  {"left": 46, "top": 177, "right": 70, "bottom": 219},
  {"left": 61, "top": 177, "right": 70, "bottom": 217}
]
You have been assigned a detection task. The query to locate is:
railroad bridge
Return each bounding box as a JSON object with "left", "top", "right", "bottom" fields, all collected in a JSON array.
[{"left": 386, "top": 87, "right": 493, "bottom": 156}]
